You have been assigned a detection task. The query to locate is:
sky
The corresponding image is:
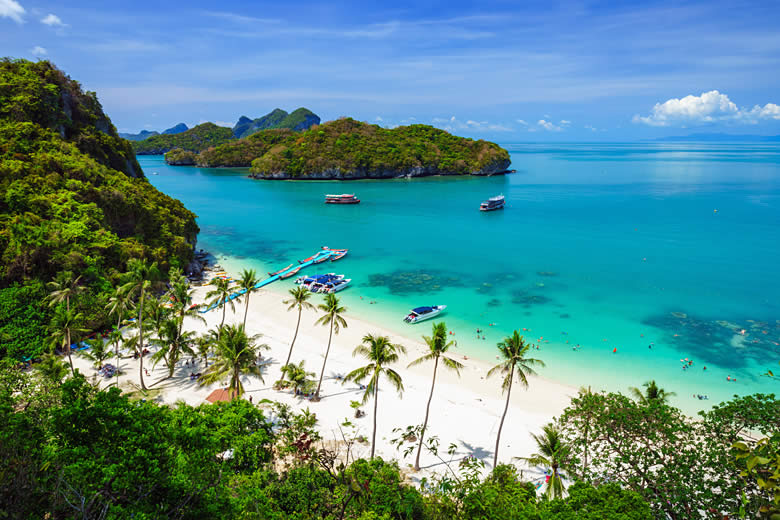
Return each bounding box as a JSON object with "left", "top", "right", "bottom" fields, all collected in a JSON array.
[{"left": 2, "top": 0, "right": 780, "bottom": 141}]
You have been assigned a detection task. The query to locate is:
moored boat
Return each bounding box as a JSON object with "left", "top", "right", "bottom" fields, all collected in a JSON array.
[
  {"left": 319, "top": 278, "right": 351, "bottom": 293},
  {"left": 279, "top": 265, "right": 302, "bottom": 279},
  {"left": 403, "top": 305, "right": 447, "bottom": 324},
  {"left": 480, "top": 194, "right": 505, "bottom": 212},
  {"left": 268, "top": 264, "right": 293, "bottom": 276},
  {"left": 325, "top": 194, "right": 360, "bottom": 204},
  {"left": 330, "top": 249, "right": 348, "bottom": 261}
]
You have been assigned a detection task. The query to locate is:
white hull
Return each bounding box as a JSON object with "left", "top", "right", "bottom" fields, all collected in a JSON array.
[{"left": 404, "top": 305, "right": 447, "bottom": 324}]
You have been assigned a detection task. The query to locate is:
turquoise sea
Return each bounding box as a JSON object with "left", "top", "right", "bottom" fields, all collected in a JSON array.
[{"left": 141, "top": 143, "right": 780, "bottom": 414}]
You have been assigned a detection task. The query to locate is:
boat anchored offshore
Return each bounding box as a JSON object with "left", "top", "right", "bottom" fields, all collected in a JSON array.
[
  {"left": 325, "top": 194, "right": 360, "bottom": 204},
  {"left": 480, "top": 194, "right": 505, "bottom": 212},
  {"left": 316, "top": 278, "right": 352, "bottom": 293},
  {"left": 403, "top": 305, "right": 447, "bottom": 324}
]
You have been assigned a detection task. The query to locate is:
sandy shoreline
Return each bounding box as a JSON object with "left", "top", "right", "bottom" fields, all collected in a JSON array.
[{"left": 73, "top": 278, "right": 577, "bottom": 481}]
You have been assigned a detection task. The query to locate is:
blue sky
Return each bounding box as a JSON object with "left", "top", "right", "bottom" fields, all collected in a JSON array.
[{"left": 2, "top": 0, "right": 780, "bottom": 140}]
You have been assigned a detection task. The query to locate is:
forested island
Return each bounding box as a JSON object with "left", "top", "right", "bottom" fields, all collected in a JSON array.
[
  {"left": 0, "top": 58, "right": 198, "bottom": 360},
  {"left": 168, "top": 118, "right": 512, "bottom": 179}
]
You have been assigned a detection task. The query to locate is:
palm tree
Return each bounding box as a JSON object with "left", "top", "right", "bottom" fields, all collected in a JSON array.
[
  {"left": 629, "top": 380, "right": 676, "bottom": 404},
  {"left": 106, "top": 285, "right": 133, "bottom": 387},
  {"left": 206, "top": 277, "right": 236, "bottom": 339},
  {"left": 313, "top": 293, "right": 347, "bottom": 400},
  {"left": 344, "top": 334, "right": 406, "bottom": 458},
  {"left": 279, "top": 360, "right": 316, "bottom": 396},
  {"left": 122, "top": 258, "right": 161, "bottom": 390},
  {"left": 199, "top": 324, "right": 269, "bottom": 398},
  {"left": 151, "top": 317, "right": 196, "bottom": 379},
  {"left": 407, "top": 322, "right": 464, "bottom": 471},
  {"left": 79, "top": 337, "right": 112, "bottom": 371},
  {"left": 517, "top": 424, "right": 572, "bottom": 499},
  {"left": 35, "top": 353, "right": 70, "bottom": 385},
  {"left": 48, "top": 305, "right": 85, "bottom": 376},
  {"left": 487, "top": 331, "right": 545, "bottom": 468},
  {"left": 282, "top": 286, "right": 314, "bottom": 378},
  {"left": 237, "top": 268, "right": 260, "bottom": 327},
  {"left": 195, "top": 333, "right": 214, "bottom": 365},
  {"left": 47, "top": 271, "right": 83, "bottom": 314},
  {"left": 167, "top": 267, "right": 206, "bottom": 337}
]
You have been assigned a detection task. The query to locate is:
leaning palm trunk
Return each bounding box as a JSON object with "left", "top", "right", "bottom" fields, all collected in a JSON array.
[
  {"left": 138, "top": 288, "right": 147, "bottom": 390},
  {"left": 415, "top": 356, "right": 439, "bottom": 470},
  {"left": 494, "top": 363, "right": 514, "bottom": 468},
  {"left": 283, "top": 307, "right": 303, "bottom": 379},
  {"left": 371, "top": 377, "right": 380, "bottom": 458},
  {"left": 315, "top": 318, "right": 334, "bottom": 399},
  {"left": 243, "top": 294, "right": 251, "bottom": 327},
  {"left": 65, "top": 327, "right": 74, "bottom": 376}
]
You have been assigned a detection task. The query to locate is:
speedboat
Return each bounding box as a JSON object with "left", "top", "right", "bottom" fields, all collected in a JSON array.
[
  {"left": 319, "top": 278, "right": 351, "bottom": 293},
  {"left": 297, "top": 273, "right": 343, "bottom": 289},
  {"left": 325, "top": 194, "right": 360, "bottom": 204},
  {"left": 480, "top": 195, "right": 505, "bottom": 212},
  {"left": 403, "top": 305, "right": 447, "bottom": 324}
]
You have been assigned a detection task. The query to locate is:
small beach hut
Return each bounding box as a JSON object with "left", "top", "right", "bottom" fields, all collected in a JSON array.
[{"left": 205, "top": 388, "right": 236, "bottom": 403}]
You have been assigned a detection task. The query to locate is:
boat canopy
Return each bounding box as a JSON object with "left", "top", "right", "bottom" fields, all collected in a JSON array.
[{"left": 411, "top": 306, "right": 434, "bottom": 314}]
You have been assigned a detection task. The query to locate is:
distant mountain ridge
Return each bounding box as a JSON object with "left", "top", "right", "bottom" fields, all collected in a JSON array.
[
  {"left": 652, "top": 133, "right": 780, "bottom": 143},
  {"left": 232, "top": 108, "right": 320, "bottom": 138},
  {"left": 120, "top": 122, "right": 188, "bottom": 141},
  {"left": 131, "top": 108, "right": 320, "bottom": 154}
]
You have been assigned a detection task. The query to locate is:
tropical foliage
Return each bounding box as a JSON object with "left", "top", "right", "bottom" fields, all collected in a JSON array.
[
  {"left": 132, "top": 122, "right": 234, "bottom": 154},
  {"left": 0, "top": 58, "right": 197, "bottom": 362},
  {"left": 199, "top": 324, "right": 269, "bottom": 398}
]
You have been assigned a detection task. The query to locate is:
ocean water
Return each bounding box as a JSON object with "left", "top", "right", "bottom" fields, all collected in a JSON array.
[{"left": 141, "top": 143, "right": 780, "bottom": 414}]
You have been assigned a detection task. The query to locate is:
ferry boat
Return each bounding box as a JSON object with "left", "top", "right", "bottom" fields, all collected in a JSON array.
[
  {"left": 403, "top": 305, "right": 447, "bottom": 324},
  {"left": 480, "top": 195, "right": 505, "bottom": 212},
  {"left": 325, "top": 194, "right": 360, "bottom": 204},
  {"left": 316, "top": 278, "right": 352, "bottom": 293}
]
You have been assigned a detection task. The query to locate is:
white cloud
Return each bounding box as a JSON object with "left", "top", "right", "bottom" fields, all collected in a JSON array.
[
  {"left": 584, "top": 124, "right": 598, "bottom": 132},
  {"left": 30, "top": 45, "right": 47, "bottom": 56},
  {"left": 633, "top": 90, "right": 780, "bottom": 126},
  {"left": 0, "top": 0, "right": 25, "bottom": 23},
  {"left": 432, "top": 115, "right": 512, "bottom": 132},
  {"left": 537, "top": 119, "right": 562, "bottom": 131},
  {"left": 516, "top": 119, "right": 528, "bottom": 126},
  {"left": 41, "top": 13, "right": 64, "bottom": 26},
  {"left": 560, "top": 119, "right": 571, "bottom": 125},
  {"left": 374, "top": 116, "right": 383, "bottom": 122}
]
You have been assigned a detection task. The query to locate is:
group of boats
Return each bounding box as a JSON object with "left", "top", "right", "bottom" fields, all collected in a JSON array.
[
  {"left": 326, "top": 192, "right": 505, "bottom": 211},
  {"left": 295, "top": 273, "right": 352, "bottom": 293}
]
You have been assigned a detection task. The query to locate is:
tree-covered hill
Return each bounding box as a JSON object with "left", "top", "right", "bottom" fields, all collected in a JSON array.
[
  {"left": 133, "top": 122, "right": 234, "bottom": 154},
  {"left": 196, "top": 117, "right": 511, "bottom": 178},
  {"left": 0, "top": 58, "right": 198, "bottom": 360}
]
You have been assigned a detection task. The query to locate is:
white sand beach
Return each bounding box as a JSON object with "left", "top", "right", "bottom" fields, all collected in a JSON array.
[{"left": 73, "top": 283, "right": 577, "bottom": 481}]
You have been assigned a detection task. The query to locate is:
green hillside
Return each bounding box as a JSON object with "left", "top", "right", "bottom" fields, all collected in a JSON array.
[
  {"left": 133, "top": 122, "right": 234, "bottom": 154},
  {"left": 195, "top": 117, "right": 511, "bottom": 178},
  {"left": 0, "top": 58, "right": 198, "bottom": 360}
]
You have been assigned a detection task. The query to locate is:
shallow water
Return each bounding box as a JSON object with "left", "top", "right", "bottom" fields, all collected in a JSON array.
[{"left": 142, "top": 143, "right": 780, "bottom": 414}]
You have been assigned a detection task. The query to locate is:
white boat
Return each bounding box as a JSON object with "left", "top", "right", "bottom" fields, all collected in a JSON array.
[
  {"left": 320, "top": 278, "right": 351, "bottom": 293},
  {"left": 403, "top": 305, "right": 447, "bottom": 324}
]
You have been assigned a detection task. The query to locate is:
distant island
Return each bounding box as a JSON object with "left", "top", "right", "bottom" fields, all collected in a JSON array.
[
  {"left": 652, "top": 133, "right": 780, "bottom": 143},
  {"left": 164, "top": 117, "right": 511, "bottom": 179},
  {"left": 131, "top": 108, "right": 320, "bottom": 154},
  {"left": 119, "top": 122, "right": 189, "bottom": 141}
]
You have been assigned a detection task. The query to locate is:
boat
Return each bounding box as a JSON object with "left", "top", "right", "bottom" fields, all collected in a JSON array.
[
  {"left": 279, "top": 265, "right": 302, "bottom": 279},
  {"left": 313, "top": 253, "right": 331, "bottom": 264},
  {"left": 480, "top": 194, "right": 505, "bottom": 212},
  {"left": 297, "top": 273, "right": 343, "bottom": 288},
  {"left": 403, "top": 305, "right": 447, "bottom": 324},
  {"left": 268, "top": 264, "right": 293, "bottom": 277},
  {"left": 330, "top": 249, "right": 348, "bottom": 261},
  {"left": 325, "top": 194, "right": 360, "bottom": 204},
  {"left": 319, "top": 278, "right": 351, "bottom": 293}
]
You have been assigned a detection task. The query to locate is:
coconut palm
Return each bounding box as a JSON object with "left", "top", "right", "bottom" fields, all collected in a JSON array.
[
  {"left": 151, "top": 317, "right": 196, "bottom": 379},
  {"left": 629, "top": 380, "right": 676, "bottom": 404},
  {"left": 206, "top": 277, "right": 236, "bottom": 339},
  {"left": 199, "top": 324, "right": 269, "bottom": 398},
  {"left": 407, "top": 321, "right": 464, "bottom": 471},
  {"left": 237, "top": 268, "right": 260, "bottom": 327},
  {"left": 195, "top": 332, "right": 215, "bottom": 365},
  {"left": 517, "top": 424, "right": 572, "bottom": 499},
  {"left": 122, "top": 258, "right": 161, "bottom": 391},
  {"left": 344, "top": 334, "right": 406, "bottom": 458},
  {"left": 106, "top": 284, "right": 133, "bottom": 386},
  {"left": 313, "top": 293, "right": 347, "bottom": 400},
  {"left": 282, "top": 286, "right": 315, "bottom": 377},
  {"left": 79, "top": 337, "right": 112, "bottom": 371},
  {"left": 279, "top": 360, "right": 316, "bottom": 396},
  {"left": 35, "top": 353, "right": 70, "bottom": 385},
  {"left": 48, "top": 305, "right": 86, "bottom": 376},
  {"left": 487, "top": 331, "right": 545, "bottom": 468},
  {"left": 47, "top": 271, "right": 83, "bottom": 313},
  {"left": 167, "top": 267, "right": 206, "bottom": 336}
]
